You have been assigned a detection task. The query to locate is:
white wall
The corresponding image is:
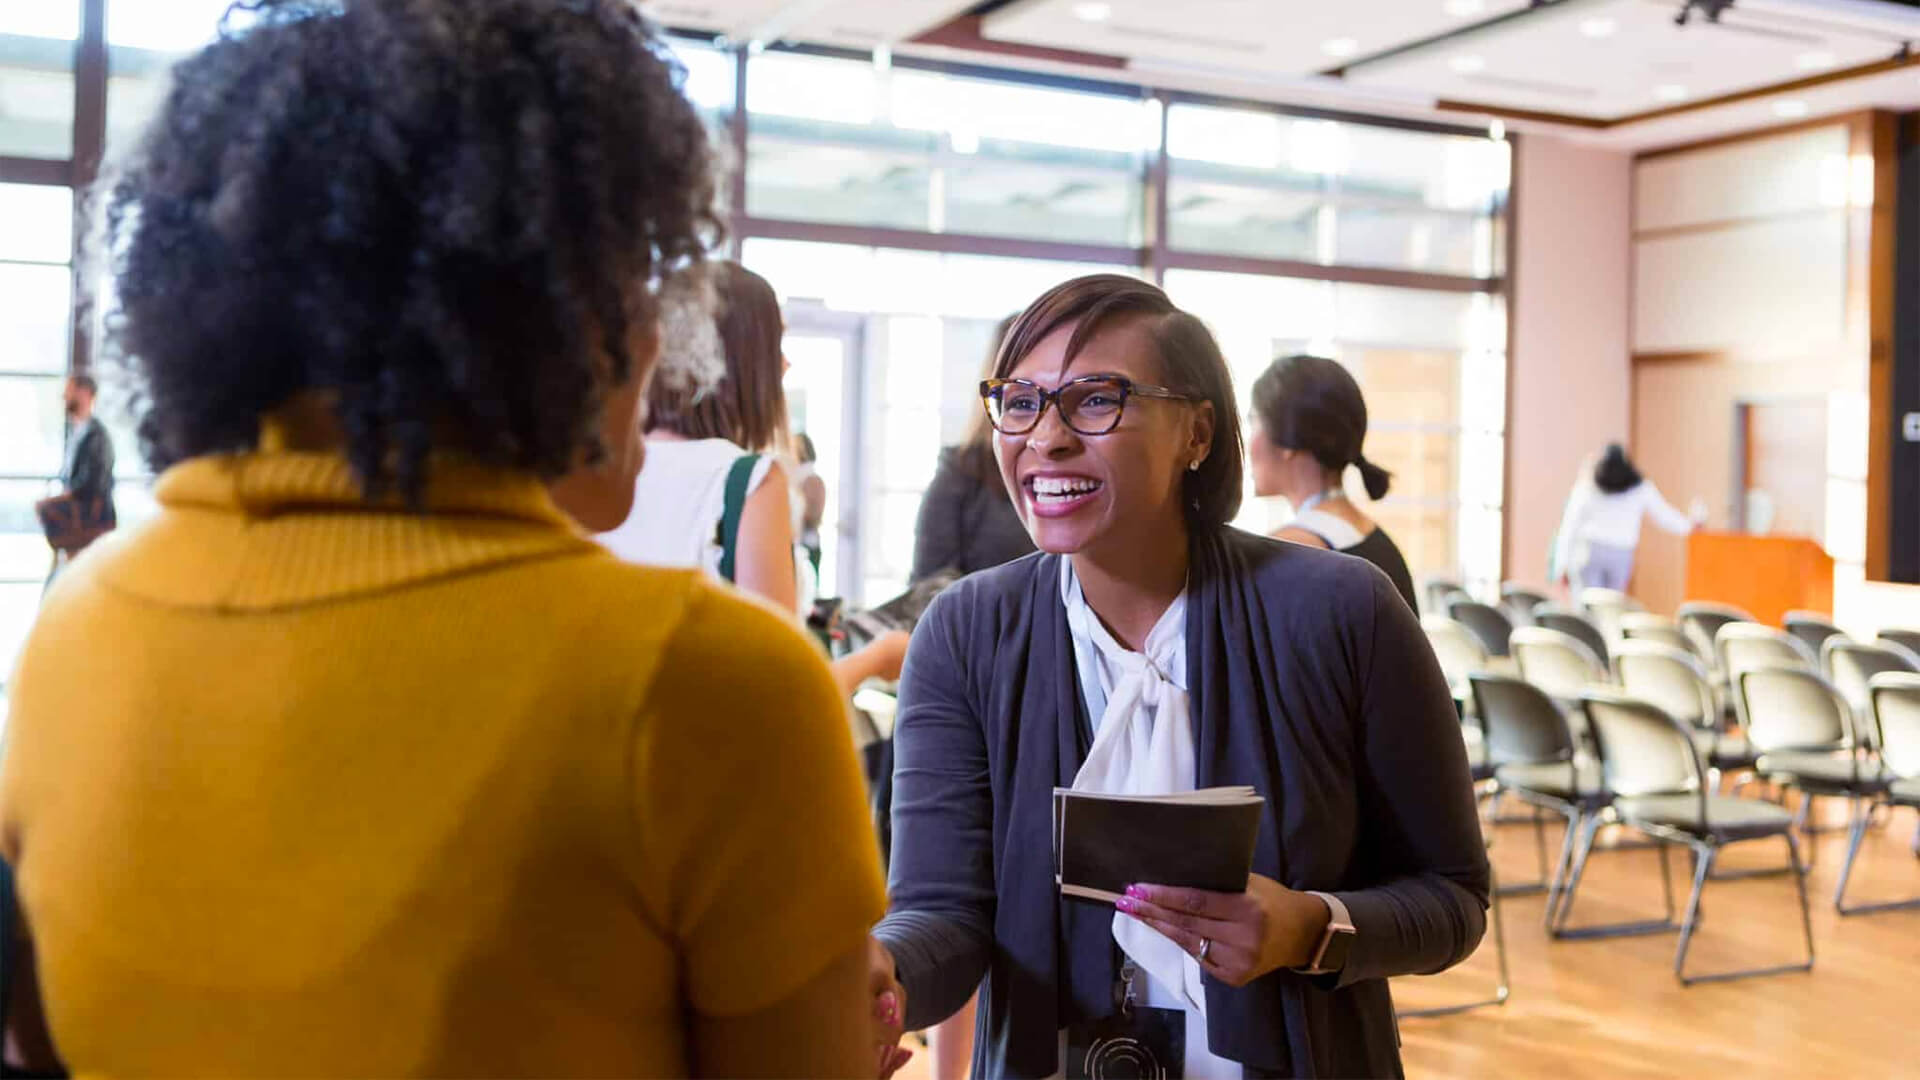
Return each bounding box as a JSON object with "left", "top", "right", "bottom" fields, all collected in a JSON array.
[{"left": 1504, "top": 134, "right": 1634, "bottom": 589}]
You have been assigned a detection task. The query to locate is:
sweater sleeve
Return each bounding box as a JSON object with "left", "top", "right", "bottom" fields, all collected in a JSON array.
[
  {"left": 1324, "top": 571, "right": 1490, "bottom": 988},
  {"left": 871, "top": 589, "right": 997, "bottom": 1030},
  {"left": 632, "top": 587, "right": 886, "bottom": 1018},
  {"left": 1638, "top": 481, "right": 1695, "bottom": 536},
  {"left": 910, "top": 452, "right": 970, "bottom": 583}
]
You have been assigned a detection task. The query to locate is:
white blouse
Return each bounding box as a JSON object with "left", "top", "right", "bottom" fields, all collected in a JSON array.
[{"left": 1059, "top": 559, "right": 1242, "bottom": 1080}]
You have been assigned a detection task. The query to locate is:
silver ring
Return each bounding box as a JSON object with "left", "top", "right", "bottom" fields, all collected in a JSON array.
[{"left": 1197, "top": 938, "right": 1212, "bottom": 962}]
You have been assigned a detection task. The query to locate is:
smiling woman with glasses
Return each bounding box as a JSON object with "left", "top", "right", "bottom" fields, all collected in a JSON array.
[{"left": 864, "top": 274, "right": 1489, "bottom": 1079}]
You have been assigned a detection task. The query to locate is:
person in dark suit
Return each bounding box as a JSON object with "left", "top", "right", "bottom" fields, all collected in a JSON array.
[
  {"left": 41, "top": 374, "right": 117, "bottom": 583},
  {"left": 910, "top": 315, "right": 1035, "bottom": 584},
  {"left": 865, "top": 276, "right": 1487, "bottom": 1079}
]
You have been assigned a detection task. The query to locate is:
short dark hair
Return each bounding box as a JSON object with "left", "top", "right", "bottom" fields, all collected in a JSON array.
[
  {"left": 1594, "top": 443, "right": 1643, "bottom": 495},
  {"left": 645, "top": 262, "right": 788, "bottom": 454},
  {"left": 1251, "top": 354, "right": 1392, "bottom": 500},
  {"left": 67, "top": 374, "right": 98, "bottom": 396},
  {"left": 104, "top": 0, "right": 719, "bottom": 503},
  {"left": 994, "top": 275, "right": 1243, "bottom": 528}
]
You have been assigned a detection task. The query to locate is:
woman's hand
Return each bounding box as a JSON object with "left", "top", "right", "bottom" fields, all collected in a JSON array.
[
  {"left": 1116, "top": 875, "right": 1332, "bottom": 988},
  {"left": 868, "top": 936, "right": 914, "bottom": 1079}
]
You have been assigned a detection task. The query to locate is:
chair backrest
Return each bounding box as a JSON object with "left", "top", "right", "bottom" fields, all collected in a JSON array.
[
  {"left": 1425, "top": 578, "right": 1469, "bottom": 613},
  {"left": 1422, "top": 616, "right": 1488, "bottom": 698},
  {"left": 1677, "top": 603, "right": 1754, "bottom": 669},
  {"left": 1614, "top": 641, "right": 1715, "bottom": 731},
  {"left": 1878, "top": 628, "right": 1920, "bottom": 658},
  {"left": 1447, "top": 600, "right": 1513, "bottom": 658},
  {"left": 1618, "top": 612, "right": 1691, "bottom": 654},
  {"left": 1783, "top": 610, "right": 1844, "bottom": 658},
  {"left": 1511, "top": 627, "right": 1607, "bottom": 700},
  {"left": 1470, "top": 673, "right": 1576, "bottom": 766},
  {"left": 1738, "top": 665, "right": 1852, "bottom": 754},
  {"left": 1870, "top": 672, "right": 1920, "bottom": 780},
  {"left": 1500, "top": 584, "right": 1548, "bottom": 628},
  {"left": 1582, "top": 691, "right": 1705, "bottom": 800},
  {"left": 1822, "top": 638, "right": 1918, "bottom": 711},
  {"left": 1579, "top": 587, "right": 1645, "bottom": 640},
  {"left": 1532, "top": 607, "right": 1611, "bottom": 668},
  {"left": 1718, "top": 622, "right": 1813, "bottom": 684}
]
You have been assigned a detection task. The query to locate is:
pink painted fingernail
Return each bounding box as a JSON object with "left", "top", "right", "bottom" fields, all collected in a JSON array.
[
  {"left": 1116, "top": 896, "right": 1137, "bottom": 914},
  {"left": 1125, "top": 884, "right": 1147, "bottom": 899}
]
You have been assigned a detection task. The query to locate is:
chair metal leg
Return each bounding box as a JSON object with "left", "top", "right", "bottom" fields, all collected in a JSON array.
[
  {"left": 1540, "top": 807, "right": 1583, "bottom": 922},
  {"left": 1676, "top": 834, "right": 1817, "bottom": 985},
  {"left": 1398, "top": 862, "right": 1511, "bottom": 1019},
  {"left": 1499, "top": 802, "right": 1570, "bottom": 898},
  {"left": 1835, "top": 802, "right": 1920, "bottom": 915},
  {"left": 1552, "top": 814, "right": 1681, "bottom": 940}
]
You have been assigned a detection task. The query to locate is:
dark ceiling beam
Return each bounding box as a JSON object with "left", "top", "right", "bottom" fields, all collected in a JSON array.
[{"left": 1322, "top": 0, "right": 1589, "bottom": 78}]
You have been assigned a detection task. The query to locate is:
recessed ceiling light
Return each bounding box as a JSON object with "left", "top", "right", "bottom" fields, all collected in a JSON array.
[
  {"left": 1579, "top": 17, "right": 1616, "bottom": 37},
  {"left": 1443, "top": 0, "right": 1485, "bottom": 16},
  {"left": 1773, "top": 99, "right": 1810, "bottom": 119},
  {"left": 1449, "top": 54, "right": 1486, "bottom": 74},
  {"left": 1321, "top": 37, "right": 1359, "bottom": 59},
  {"left": 1653, "top": 84, "right": 1690, "bottom": 102},
  {"left": 1795, "top": 50, "right": 1836, "bottom": 71},
  {"left": 1071, "top": 1, "right": 1112, "bottom": 21}
]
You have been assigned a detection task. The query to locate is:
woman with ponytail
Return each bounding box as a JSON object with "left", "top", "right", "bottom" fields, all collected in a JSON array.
[{"left": 1248, "top": 354, "right": 1420, "bottom": 613}]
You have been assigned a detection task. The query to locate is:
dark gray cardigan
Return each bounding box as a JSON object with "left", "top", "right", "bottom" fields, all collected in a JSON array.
[{"left": 873, "top": 526, "right": 1488, "bottom": 1078}]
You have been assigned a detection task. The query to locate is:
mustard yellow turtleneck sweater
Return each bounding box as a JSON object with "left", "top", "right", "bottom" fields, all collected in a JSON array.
[{"left": 0, "top": 446, "right": 884, "bottom": 1077}]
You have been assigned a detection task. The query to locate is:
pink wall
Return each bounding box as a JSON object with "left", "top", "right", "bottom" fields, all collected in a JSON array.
[{"left": 1504, "top": 135, "right": 1634, "bottom": 589}]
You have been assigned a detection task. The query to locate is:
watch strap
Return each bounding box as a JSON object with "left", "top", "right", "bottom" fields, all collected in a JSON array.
[{"left": 1298, "top": 890, "right": 1356, "bottom": 975}]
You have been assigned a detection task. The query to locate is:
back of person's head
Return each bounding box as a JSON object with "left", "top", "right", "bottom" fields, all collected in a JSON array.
[
  {"left": 104, "top": 0, "right": 717, "bottom": 504},
  {"left": 994, "top": 275, "right": 1244, "bottom": 528},
  {"left": 645, "top": 261, "right": 788, "bottom": 454},
  {"left": 793, "top": 432, "right": 816, "bottom": 465},
  {"left": 1251, "top": 354, "right": 1392, "bottom": 501},
  {"left": 68, "top": 374, "right": 98, "bottom": 397},
  {"left": 1594, "top": 443, "right": 1643, "bottom": 494}
]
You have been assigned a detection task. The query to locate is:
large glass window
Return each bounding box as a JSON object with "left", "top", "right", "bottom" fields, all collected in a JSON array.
[
  {"left": 1166, "top": 103, "right": 1509, "bottom": 277},
  {"left": 1, "top": 181, "right": 75, "bottom": 683},
  {"left": 0, "top": 3, "right": 77, "bottom": 159},
  {"left": 746, "top": 52, "right": 1154, "bottom": 247},
  {"left": 1166, "top": 270, "right": 1507, "bottom": 593}
]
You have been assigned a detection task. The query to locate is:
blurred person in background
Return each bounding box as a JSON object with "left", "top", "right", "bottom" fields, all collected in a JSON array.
[
  {"left": 1247, "top": 354, "right": 1418, "bottom": 614},
  {"left": 603, "top": 260, "right": 801, "bottom": 610},
  {"left": 794, "top": 431, "right": 827, "bottom": 579},
  {"left": 34, "top": 374, "right": 117, "bottom": 585},
  {"left": 1552, "top": 442, "right": 1699, "bottom": 593},
  {"left": 910, "top": 315, "right": 1036, "bottom": 584},
  {"left": 0, "top": 3, "right": 883, "bottom": 1075},
  {"left": 600, "top": 260, "right": 907, "bottom": 694}
]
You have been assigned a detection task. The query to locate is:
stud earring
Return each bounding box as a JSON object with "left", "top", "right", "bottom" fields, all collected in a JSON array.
[{"left": 1188, "top": 459, "right": 1202, "bottom": 472}]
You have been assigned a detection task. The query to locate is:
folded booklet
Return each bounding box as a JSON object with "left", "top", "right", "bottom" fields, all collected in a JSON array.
[{"left": 1053, "top": 787, "right": 1265, "bottom": 904}]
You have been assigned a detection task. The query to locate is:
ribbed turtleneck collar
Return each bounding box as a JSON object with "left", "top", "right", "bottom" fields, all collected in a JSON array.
[{"left": 85, "top": 442, "right": 597, "bottom": 613}]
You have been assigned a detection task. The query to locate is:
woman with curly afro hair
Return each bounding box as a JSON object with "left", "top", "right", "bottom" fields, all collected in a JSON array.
[{"left": 0, "top": 2, "right": 886, "bottom": 1075}]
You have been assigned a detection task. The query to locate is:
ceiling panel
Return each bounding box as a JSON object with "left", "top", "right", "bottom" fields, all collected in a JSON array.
[
  {"left": 641, "top": 0, "right": 978, "bottom": 47},
  {"left": 983, "top": 0, "right": 1534, "bottom": 78},
  {"left": 1321, "top": 0, "right": 1908, "bottom": 120}
]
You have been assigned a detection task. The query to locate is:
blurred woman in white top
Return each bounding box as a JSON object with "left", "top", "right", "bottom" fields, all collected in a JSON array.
[
  {"left": 601, "top": 261, "right": 800, "bottom": 607},
  {"left": 600, "top": 260, "right": 907, "bottom": 693},
  {"left": 1553, "top": 443, "right": 1698, "bottom": 592}
]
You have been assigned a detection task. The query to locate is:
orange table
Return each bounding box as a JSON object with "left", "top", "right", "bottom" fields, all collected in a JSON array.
[{"left": 1683, "top": 531, "right": 1833, "bottom": 626}]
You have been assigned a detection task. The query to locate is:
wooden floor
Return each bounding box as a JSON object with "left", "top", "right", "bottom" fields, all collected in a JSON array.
[
  {"left": 1395, "top": 799, "right": 1920, "bottom": 1078},
  {"left": 897, "top": 798, "right": 1920, "bottom": 1079}
]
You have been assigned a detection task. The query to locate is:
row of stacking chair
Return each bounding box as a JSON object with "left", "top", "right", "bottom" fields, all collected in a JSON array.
[{"left": 1418, "top": 587, "right": 1920, "bottom": 993}]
